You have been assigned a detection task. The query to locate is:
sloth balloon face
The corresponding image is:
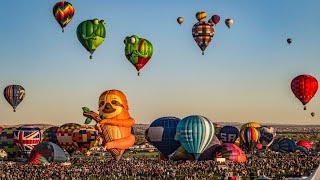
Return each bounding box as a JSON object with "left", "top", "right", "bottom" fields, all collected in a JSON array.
[{"left": 98, "top": 90, "right": 129, "bottom": 119}]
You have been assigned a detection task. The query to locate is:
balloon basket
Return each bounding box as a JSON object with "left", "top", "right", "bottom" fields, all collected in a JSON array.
[{"left": 89, "top": 55, "right": 93, "bottom": 59}]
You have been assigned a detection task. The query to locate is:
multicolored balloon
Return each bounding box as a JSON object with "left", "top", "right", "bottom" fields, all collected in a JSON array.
[
  {"left": 124, "top": 35, "right": 153, "bottom": 76},
  {"left": 56, "top": 123, "right": 81, "bottom": 154},
  {"left": 219, "top": 126, "right": 239, "bottom": 143},
  {"left": 192, "top": 19, "right": 214, "bottom": 55},
  {"left": 196, "top": 11, "right": 207, "bottom": 22},
  {"left": 43, "top": 126, "right": 59, "bottom": 144},
  {"left": 29, "top": 142, "right": 67, "bottom": 165},
  {"left": 53, "top": 1, "right": 75, "bottom": 32},
  {"left": 0, "top": 127, "right": 19, "bottom": 158},
  {"left": 177, "top": 17, "right": 184, "bottom": 25},
  {"left": 240, "top": 127, "right": 260, "bottom": 151},
  {"left": 72, "top": 126, "right": 99, "bottom": 155},
  {"left": 14, "top": 126, "right": 42, "bottom": 156},
  {"left": 213, "top": 143, "right": 247, "bottom": 163},
  {"left": 225, "top": 18, "right": 234, "bottom": 29},
  {"left": 3, "top": 85, "right": 25, "bottom": 112},
  {"left": 291, "top": 74, "right": 318, "bottom": 110},
  {"left": 76, "top": 19, "right": 106, "bottom": 59},
  {"left": 240, "top": 122, "right": 261, "bottom": 131},
  {"left": 145, "top": 117, "right": 181, "bottom": 157},
  {"left": 259, "top": 126, "right": 276, "bottom": 148},
  {"left": 176, "top": 115, "right": 215, "bottom": 160}
]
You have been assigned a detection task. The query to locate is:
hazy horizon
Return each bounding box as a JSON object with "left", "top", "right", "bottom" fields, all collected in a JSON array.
[{"left": 1, "top": 1, "right": 320, "bottom": 125}]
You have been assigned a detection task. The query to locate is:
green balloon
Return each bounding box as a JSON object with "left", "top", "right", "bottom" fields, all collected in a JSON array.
[
  {"left": 76, "top": 19, "right": 106, "bottom": 59},
  {"left": 124, "top": 35, "right": 153, "bottom": 75}
]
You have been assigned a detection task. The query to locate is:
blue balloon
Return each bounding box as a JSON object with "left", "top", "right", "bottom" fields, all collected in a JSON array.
[
  {"left": 271, "top": 138, "right": 296, "bottom": 153},
  {"left": 146, "top": 117, "right": 181, "bottom": 156},
  {"left": 176, "top": 115, "right": 215, "bottom": 160},
  {"left": 219, "top": 126, "right": 239, "bottom": 143}
]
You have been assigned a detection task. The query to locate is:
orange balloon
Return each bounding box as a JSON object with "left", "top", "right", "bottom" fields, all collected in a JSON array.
[{"left": 98, "top": 90, "right": 135, "bottom": 160}]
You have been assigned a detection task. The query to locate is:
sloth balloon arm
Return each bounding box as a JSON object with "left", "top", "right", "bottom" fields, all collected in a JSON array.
[
  {"left": 83, "top": 111, "right": 101, "bottom": 123},
  {"left": 99, "top": 118, "right": 135, "bottom": 127}
]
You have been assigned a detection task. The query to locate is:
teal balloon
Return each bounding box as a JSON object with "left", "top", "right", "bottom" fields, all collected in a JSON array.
[{"left": 176, "top": 115, "right": 215, "bottom": 160}]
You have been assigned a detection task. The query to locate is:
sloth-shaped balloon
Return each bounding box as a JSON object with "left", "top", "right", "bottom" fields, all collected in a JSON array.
[{"left": 83, "top": 89, "right": 135, "bottom": 160}]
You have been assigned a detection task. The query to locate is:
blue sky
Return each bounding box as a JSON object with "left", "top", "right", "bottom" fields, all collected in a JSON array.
[{"left": 0, "top": 0, "right": 320, "bottom": 125}]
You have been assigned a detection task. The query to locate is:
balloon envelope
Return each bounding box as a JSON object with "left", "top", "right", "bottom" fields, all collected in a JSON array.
[
  {"left": 291, "top": 74, "right": 318, "bottom": 108},
  {"left": 43, "top": 126, "right": 59, "bottom": 144},
  {"left": 271, "top": 138, "right": 296, "bottom": 153},
  {"left": 240, "top": 127, "right": 260, "bottom": 151},
  {"left": 14, "top": 126, "right": 42, "bottom": 156},
  {"left": 259, "top": 126, "right": 276, "bottom": 147},
  {"left": 76, "top": 19, "right": 106, "bottom": 59},
  {"left": 213, "top": 143, "right": 247, "bottom": 163},
  {"left": 53, "top": 1, "right": 75, "bottom": 32},
  {"left": 146, "top": 116, "right": 181, "bottom": 157},
  {"left": 177, "top": 17, "right": 184, "bottom": 25},
  {"left": 211, "top": 15, "right": 220, "bottom": 25},
  {"left": 225, "top": 18, "right": 234, "bottom": 28},
  {"left": 219, "top": 126, "right": 239, "bottom": 143},
  {"left": 241, "top": 122, "right": 261, "bottom": 130},
  {"left": 3, "top": 85, "right": 25, "bottom": 112},
  {"left": 72, "top": 126, "right": 99, "bottom": 155},
  {"left": 0, "top": 127, "right": 19, "bottom": 158},
  {"left": 57, "top": 123, "right": 81, "bottom": 154},
  {"left": 29, "top": 142, "right": 67, "bottom": 165},
  {"left": 296, "top": 140, "right": 313, "bottom": 150},
  {"left": 192, "top": 22, "right": 214, "bottom": 55},
  {"left": 176, "top": 115, "right": 215, "bottom": 160}
]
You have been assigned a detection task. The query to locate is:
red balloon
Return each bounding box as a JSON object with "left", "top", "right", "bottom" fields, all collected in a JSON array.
[
  {"left": 297, "top": 140, "right": 313, "bottom": 150},
  {"left": 211, "top": 15, "right": 220, "bottom": 25},
  {"left": 291, "top": 74, "right": 318, "bottom": 108}
]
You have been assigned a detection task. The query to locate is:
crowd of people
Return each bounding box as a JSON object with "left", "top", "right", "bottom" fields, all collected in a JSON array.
[{"left": 0, "top": 150, "right": 319, "bottom": 179}]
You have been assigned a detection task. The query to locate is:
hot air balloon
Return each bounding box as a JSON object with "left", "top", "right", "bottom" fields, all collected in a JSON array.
[
  {"left": 0, "top": 127, "right": 19, "bottom": 158},
  {"left": 29, "top": 142, "right": 67, "bottom": 165},
  {"left": 219, "top": 126, "right": 239, "bottom": 143},
  {"left": 196, "top": 11, "right": 207, "bottom": 22},
  {"left": 176, "top": 115, "right": 215, "bottom": 160},
  {"left": 56, "top": 123, "right": 81, "bottom": 154},
  {"left": 76, "top": 19, "right": 106, "bottom": 59},
  {"left": 240, "top": 127, "right": 260, "bottom": 151},
  {"left": 270, "top": 138, "right": 296, "bottom": 153},
  {"left": 124, "top": 35, "right": 153, "bottom": 76},
  {"left": 177, "top": 17, "right": 184, "bottom": 25},
  {"left": 259, "top": 126, "right": 276, "bottom": 148},
  {"left": 3, "top": 85, "right": 25, "bottom": 112},
  {"left": 170, "top": 146, "right": 194, "bottom": 161},
  {"left": 72, "top": 126, "right": 99, "bottom": 155},
  {"left": 199, "top": 136, "right": 221, "bottom": 160},
  {"left": 210, "top": 15, "right": 220, "bottom": 25},
  {"left": 287, "top": 38, "right": 292, "bottom": 45},
  {"left": 145, "top": 117, "right": 180, "bottom": 157},
  {"left": 240, "top": 122, "right": 261, "bottom": 131},
  {"left": 296, "top": 140, "right": 313, "bottom": 150},
  {"left": 53, "top": 1, "right": 75, "bottom": 32},
  {"left": 213, "top": 143, "right": 247, "bottom": 163},
  {"left": 43, "top": 126, "right": 59, "bottom": 144},
  {"left": 192, "top": 13, "right": 214, "bottom": 55},
  {"left": 225, "top": 18, "right": 234, "bottom": 29},
  {"left": 291, "top": 74, "right": 318, "bottom": 110},
  {"left": 14, "top": 126, "right": 42, "bottom": 156},
  {"left": 82, "top": 89, "right": 135, "bottom": 161}
]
